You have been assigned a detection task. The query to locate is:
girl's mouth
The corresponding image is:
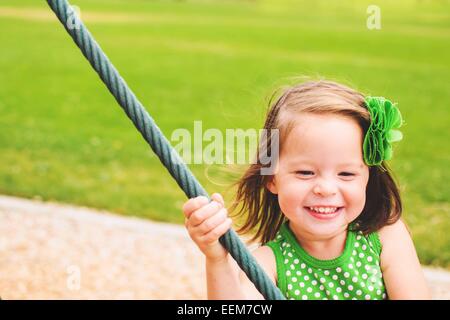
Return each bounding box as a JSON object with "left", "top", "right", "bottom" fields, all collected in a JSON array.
[{"left": 304, "top": 206, "right": 343, "bottom": 220}]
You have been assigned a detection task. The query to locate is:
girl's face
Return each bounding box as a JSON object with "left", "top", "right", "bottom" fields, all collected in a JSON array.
[{"left": 267, "top": 113, "right": 369, "bottom": 240}]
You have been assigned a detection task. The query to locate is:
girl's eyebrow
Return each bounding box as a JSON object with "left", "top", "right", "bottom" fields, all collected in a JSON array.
[
  {"left": 285, "top": 159, "right": 365, "bottom": 169},
  {"left": 338, "top": 162, "right": 365, "bottom": 169},
  {"left": 284, "top": 158, "right": 315, "bottom": 166}
]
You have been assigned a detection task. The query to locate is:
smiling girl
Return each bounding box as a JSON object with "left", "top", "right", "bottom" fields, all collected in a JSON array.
[{"left": 182, "top": 80, "right": 430, "bottom": 300}]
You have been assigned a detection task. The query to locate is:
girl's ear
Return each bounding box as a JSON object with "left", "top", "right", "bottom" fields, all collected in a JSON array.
[{"left": 266, "top": 176, "right": 278, "bottom": 194}]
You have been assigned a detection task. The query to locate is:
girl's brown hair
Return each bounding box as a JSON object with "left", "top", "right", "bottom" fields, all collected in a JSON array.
[{"left": 229, "top": 80, "right": 402, "bottom": 244}]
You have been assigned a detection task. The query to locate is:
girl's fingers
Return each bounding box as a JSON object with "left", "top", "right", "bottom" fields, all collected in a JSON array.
[
  {"left": 193, "top": 207, "right": 228, "bottom": 235},
  {"left": 182, "top": 196, "right": 208, "bottom": 218},
  {"left": 183, "top": 194, "right": 225, "bottom": 219},
  {"left": 189, "top": 200, "right": 222, "bottom": 226},
  {"left": 201, "top": 218, "right": 233, "bottom": 244}
]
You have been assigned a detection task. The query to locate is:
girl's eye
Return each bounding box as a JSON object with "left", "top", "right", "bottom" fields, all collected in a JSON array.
[
  {"left": 339, "top": 172, "right": 355, "bottom": 177},
  {"left": 296, "top": 170, "right": 315, "bottom": 176}
]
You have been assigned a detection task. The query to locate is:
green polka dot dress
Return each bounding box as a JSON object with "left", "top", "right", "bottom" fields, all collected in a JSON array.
[{"left": 266, "top": 222, "right": 387, "bottom": 300}]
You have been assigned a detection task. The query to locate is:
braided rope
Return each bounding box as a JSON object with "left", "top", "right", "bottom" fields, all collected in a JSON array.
[{"left": 46, "top": 0, "right": 285, "bottom": 300}]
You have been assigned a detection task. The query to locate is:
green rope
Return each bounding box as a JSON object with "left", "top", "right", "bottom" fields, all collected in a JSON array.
[{"left": 46, "top": 0, "right": 285, "bottom": 300}]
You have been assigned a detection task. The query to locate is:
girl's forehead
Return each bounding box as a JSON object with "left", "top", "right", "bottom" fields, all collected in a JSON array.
[{"left": 280, "top": 114, "right": 364, "bottom": 161}]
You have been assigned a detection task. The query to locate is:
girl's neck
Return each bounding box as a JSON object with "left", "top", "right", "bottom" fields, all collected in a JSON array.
[{"left": 288, "top": 222, "right": 348, "bottom": 260}]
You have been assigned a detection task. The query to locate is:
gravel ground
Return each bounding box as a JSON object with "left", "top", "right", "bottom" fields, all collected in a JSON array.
[{"left": 0, "top": 195, "right": 448, "bottom": 300}]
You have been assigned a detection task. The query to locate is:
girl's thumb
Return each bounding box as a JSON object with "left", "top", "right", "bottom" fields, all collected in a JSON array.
[{"left": 211, "top": 193, "right": 225, "bottom": 206}]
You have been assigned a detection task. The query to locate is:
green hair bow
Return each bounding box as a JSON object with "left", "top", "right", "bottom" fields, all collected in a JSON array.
[{"left": 363, "top": 96, "right": 404, "bottom": 166}]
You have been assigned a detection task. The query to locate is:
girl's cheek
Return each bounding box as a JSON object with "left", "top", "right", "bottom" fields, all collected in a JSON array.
[
  {"left": 283, "top": 180, "right": 309, "bottom": 197},
  {"left": 342, "top": 182, "right": 367, "bottom": 212},
  {"left": 278, "top": 197, "right": 301, "bottom": 219},
  {"left": 278, "top": 182, "right": 310, "bottom": 212}
]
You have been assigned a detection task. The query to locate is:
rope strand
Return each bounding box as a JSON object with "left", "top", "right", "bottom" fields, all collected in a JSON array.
[{"left": 46, "top": 0, "right": 285, "bottom": 300}]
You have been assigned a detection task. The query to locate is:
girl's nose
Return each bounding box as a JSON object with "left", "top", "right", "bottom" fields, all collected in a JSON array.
[{"left": 313, "top": 180, "right": 338, "bottom": 197}]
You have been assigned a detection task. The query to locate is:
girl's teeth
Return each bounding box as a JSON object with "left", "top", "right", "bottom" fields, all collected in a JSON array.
[{"left": 309, "top": 207, "right": 338, "bottom": 213}]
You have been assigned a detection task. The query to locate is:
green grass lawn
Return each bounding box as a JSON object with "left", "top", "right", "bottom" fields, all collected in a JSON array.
[{"left": 0, "top": 0, "right": 449, "bottom": 267}]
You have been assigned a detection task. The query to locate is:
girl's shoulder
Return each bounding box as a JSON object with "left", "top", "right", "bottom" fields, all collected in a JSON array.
[
  {"left": 376, "top": 219, "right": 413, "bottom": 261},
  {"left": 377, "top": 219, "right": 409, "bottom": 245},
  {"left": 251, "top": 245, "right": 278, "bottom": 284}
]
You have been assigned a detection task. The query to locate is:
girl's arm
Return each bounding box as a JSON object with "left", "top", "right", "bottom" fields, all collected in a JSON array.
[
  {"left": 207, "top": 245, "right": 277, "bottom": 300},
  {"left": 182, "top": 193, "right": 277, "bottom": 299},
  {"left": 378, "top": 219, "right": 431, "bottom": 299}
]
